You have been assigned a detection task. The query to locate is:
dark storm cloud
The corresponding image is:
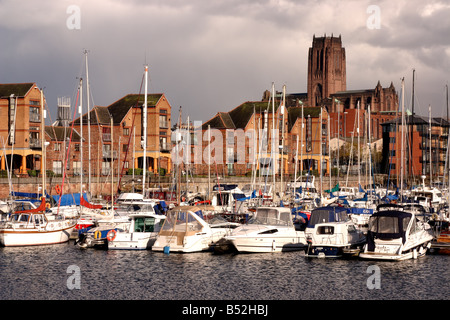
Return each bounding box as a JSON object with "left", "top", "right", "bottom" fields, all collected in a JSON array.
[{"left": 0, "top": 0, "right": 449, "bottom": 124}]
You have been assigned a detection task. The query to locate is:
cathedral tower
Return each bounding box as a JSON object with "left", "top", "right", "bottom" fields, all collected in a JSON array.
[{"left": 307, "top": 34, "right": 346, "bottom": 106}]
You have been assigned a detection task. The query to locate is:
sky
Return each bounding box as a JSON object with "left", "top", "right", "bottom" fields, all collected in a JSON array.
[{"left": 1, "top": 0, "right": 450, "bottom": 126}]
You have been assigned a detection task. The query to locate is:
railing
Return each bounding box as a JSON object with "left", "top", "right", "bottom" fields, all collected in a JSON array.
[
  {"left": 29, "top": 113, "right": 41, "bottom": 122},
  {"left": 29, "top": 138, "right": 41, "bottom": 149},
  {"left": 159, "top": 120, "right": 169, "bottom": 129},
  {"left": 102, "top": 133, "right": 111, "bottom": 142},
  {"left": 102, "top": 150, "right": 117, "bottom": 159},
  {"left": 160, "top": 142, "right": 171, "bottom": 152}
]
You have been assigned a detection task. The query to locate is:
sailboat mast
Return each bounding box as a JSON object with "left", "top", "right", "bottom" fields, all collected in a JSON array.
[
  {"left": 357, "top": 100, "right": 360, "bottom": 188},
  {"left": 410, "top": 69, "right": 415, "bottom": 178},
  {"left": 319, "top": 107, "right": 323, "bottom": 202},
  {"left": 79, "top": 78, "right": 83, "bottom": 196},
  {"left": 142, "top": 65, "right": 148, "bottom": 195},
  {"left": 280, "top": 85, "right": 286, "bottom": 197},
  {"left": 40, "top": 88, "right": 46, "bottom": 197},
  {"left": 429, "top": 104, "right": 432, "bottom": 186},
  {"left": 271, "top": 83, "right": 275, "bottom": 198},
  {"left": 85, "top": 50, "right": 92, "bottom": 197},
  {"left": 400, "top": 78, "right": 405, "bottom": 199},
  {"left": 300, "top": 101, "right": 304, "bottom": 187}
]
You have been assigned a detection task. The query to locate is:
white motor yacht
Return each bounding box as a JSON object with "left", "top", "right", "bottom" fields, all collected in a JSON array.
[
  {"left": 305, "top": 206, "right": 366, "bottom": 258},
  {"left": 359, "top": 207, "right": 434, "bottom": 261},
  {"left": 108, "top": 212, "right": 166, "bottom": 250},
  {"left": 224, "top": 207, "right": 307, "bottom": 253},
  {"left": 152, "top": 206, "right": 235, "bottom": 253}
]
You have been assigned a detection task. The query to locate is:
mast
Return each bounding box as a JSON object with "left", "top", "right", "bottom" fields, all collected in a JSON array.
[
  {"left": 429, "top": 104, "right": 432, "bottom": 186},
  {"left": 300, "top": 101, "right": 304, "bottom": 187},
  {"left": 85, "top": 50, "right": 92, "bottom": 197},
  {"left": 400, "top": 78, "right": 405, "bottom": 199},
  {"left": 208, "top": 124, "right": 211, "bottom": 200},
  {"left": 328, "top": 112, "right": 331, "bottom": 191},
  {"left": 111, "top": 115, "right": 114, "bottom": 206},
  {"left": 357, "top": 100, "right": 361, "bottom": 188},
  {"left": 280, "top": 85, "right": 286, "bottom": 198},
  {"left": 271, "top": 82, "right": 276, "bottom": 198},
  {"left": 142, "top": 65, "right": 148, "bottom": 194},
  {"left": 319, "top": 106, "right": 323, "bottom": 202},
  {"left": 410, "top": 69, "right": 415, "bottom": 178},
  {"left": 79, "top": 78, "right": 83, "bottom": 196},
  {"left": 293, "top": 134, "right": 299, "bottom": 197},
  {"left": 40, "top": 88, "right": 46, "bottom": 197},
  {"left": 133, "top": 125, "right": 135, "bottom": 193}
]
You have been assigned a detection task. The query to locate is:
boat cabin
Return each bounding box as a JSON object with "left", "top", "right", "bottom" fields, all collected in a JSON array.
[
  {"left": 250, "top": 207, "right": 293, "bottom": 227},
  {"left": 366, "top": 210, "right": 412, "bottom": 251}
]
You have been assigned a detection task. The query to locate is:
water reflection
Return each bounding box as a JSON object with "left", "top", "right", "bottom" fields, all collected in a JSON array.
[{"left": 0, "top": 243, "right": 448, "bottom": 300}]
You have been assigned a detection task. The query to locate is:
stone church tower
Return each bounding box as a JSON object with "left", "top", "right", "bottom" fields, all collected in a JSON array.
[{"left": 307, "top": 34, "right": 346, "bottom": 106}]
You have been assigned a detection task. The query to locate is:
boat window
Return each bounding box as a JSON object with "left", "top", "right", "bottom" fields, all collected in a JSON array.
[
  {"left": 317, "top": 226, "right": 334, "bottom": 235},
  {"left": 19, "top": 214, "right": 30, "bottom": 222},
  {"left": 347, "top": 225, "right": 357, "bottom": 233},
  {"left": 403, "top": 217, "right": 411, "bottom": 232},
  {"left": 252, "top": 209, "right": 291, "bottom": 226},
  {"left": 369, "top": 216, "right": 399, "bottom": 233},
  {"left": 134, "top": 217, "right": 155, "bottom": 232},
  {"left": 217, "top": 193, "right": 230, "bottom": 206}
]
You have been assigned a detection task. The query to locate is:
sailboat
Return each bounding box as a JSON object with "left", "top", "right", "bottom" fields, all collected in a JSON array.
[{"left": 0, "top": 198, "right": 77, "bottom": 247}]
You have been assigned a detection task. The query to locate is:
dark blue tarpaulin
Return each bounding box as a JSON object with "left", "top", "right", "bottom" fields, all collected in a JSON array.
[{"left": 52, "top": 193, "right": 88, "bottom": 206}]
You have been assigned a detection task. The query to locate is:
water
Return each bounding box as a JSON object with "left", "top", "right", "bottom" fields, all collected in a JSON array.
[{"left": 0, "top": 241, "right": 448, "bottom": 302}]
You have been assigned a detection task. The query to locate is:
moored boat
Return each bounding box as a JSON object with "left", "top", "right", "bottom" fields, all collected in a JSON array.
[
  {"left": 305, "top": 206, "right": 366, "bottom": 258},
  {"left": 152, "top": 206, "right": 236, "bottom": 253},
  {"left": 224, "top": 206, "right": 308, "bottom": 253},
  {"left": 0, "top": 198, "right": 76, "bottom": 247},
  {"left": 107, "top": 212, "right": 166, "bottom": 250},
  {"left": 359, "top": 207, "right": 434, "bottom": 261}
]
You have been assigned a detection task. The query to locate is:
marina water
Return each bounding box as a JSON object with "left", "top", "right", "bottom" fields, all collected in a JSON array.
[{"left": 0, "top": 241, "right": 448, "bottom": 301}]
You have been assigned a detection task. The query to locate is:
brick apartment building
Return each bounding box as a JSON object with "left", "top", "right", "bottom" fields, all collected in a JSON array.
[
  {"left": 381, "top": 115, "right": 449, "bottom": 181},
  {"left": 0, "top": 83, "right": 45, "bottom": 176}
]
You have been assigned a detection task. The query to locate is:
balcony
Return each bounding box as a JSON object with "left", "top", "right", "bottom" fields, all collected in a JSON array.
[
  {"left": 102, "top": 133, "right": 111, "bottom": 142},
  {"left": 160, "top": 142, "right": 171, "bottom": 152},
  {"left": 102, "top": 150, "right": 117, "bottom": 159},
  {"left": 159, "top": 120, "right": 169, "bottom": 129},
  {"left": 29, "top": 112, "right": 41, "bottom": 123},
  {"left": 29, "top": 138, "right": 41, "bottom": 149}
]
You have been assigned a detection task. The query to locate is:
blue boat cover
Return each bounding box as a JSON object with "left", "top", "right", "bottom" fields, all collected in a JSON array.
[{"left": 52, "top": 193, "right": 88, "bottom": 206}]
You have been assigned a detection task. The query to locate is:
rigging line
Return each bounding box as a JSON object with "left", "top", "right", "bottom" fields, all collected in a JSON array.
[{"left": 117, "top": 71, "right": 145, "bottom": 194}]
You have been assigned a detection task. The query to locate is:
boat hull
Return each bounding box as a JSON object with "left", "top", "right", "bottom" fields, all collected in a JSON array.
[
  {"left": 359, "top": 241, "right": 432, "bottom": 261},
  {"left": 0, "top": 224, "right": 75, "bottom": 247},
  {"left": 153, "top": 229, "right": 229, "bottom": 253},
  {"left": 108, "top": 233, "right": 158, "bottom": 250},
  {"left": 227, "top": 235, "right": 307, "bottom": 253}
]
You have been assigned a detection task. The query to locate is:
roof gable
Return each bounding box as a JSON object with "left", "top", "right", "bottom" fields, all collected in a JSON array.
[
  {"left": 107, "top": 93, "right": 162, "bottom": 124},
  {"left": 0, "top": 83, "right": 35, "bottom": 98}
]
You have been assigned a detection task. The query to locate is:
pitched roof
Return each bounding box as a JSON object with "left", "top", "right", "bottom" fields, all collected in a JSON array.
[
  {"left": 45, "top": 126, "right": 82, "bottom": 142},
  {"left": 228, "top": 101, "right": 274, "bottom": 129},
  {"left": 0, "top": 83, "right": 35, "bottom": 98},
  {"left": 287, "top": 106, "right": 322, "bottom": 131},
  {"left": 107, "top": 93, "right": 162, "bottom": 124},
  {"left": 73, "top": 106, "right": 111, "bottom": 125}
]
